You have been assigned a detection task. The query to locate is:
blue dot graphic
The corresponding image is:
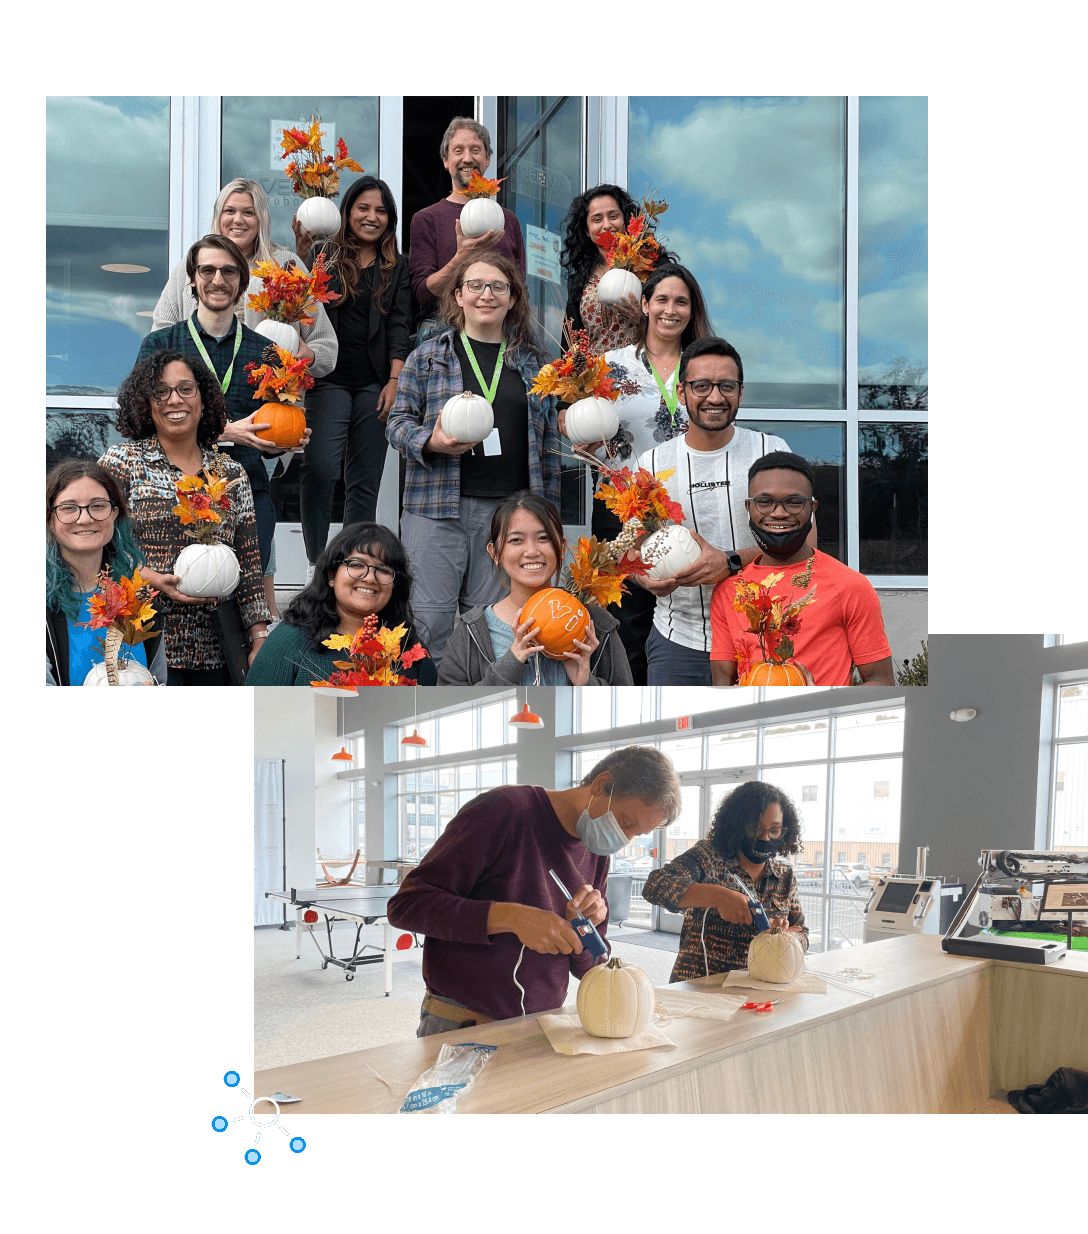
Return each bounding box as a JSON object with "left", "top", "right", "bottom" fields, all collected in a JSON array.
[
  {"left": 245, "top": 1149, "right": 261, "bottom": 1165},
  {"left": 289, "top": 1137, "right": 306, "bottom": 1153},
  {"left": 211, "top": 1116, "right": 228, "bottom": 1132},
  {"left": 224, "top": 1071, "right": 241, "bottom": 1087}
]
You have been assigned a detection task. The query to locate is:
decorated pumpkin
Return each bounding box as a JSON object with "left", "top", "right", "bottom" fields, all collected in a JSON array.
[
  {"left": 174, "top": 542, "right": 241, "bottom": 599},
  {"left": 254, "top": 319, "right": 300, "bottom": 356},
  {"left": 640, "top": 524, "right": 701, "bottom": 581},
  {"left": 83, "top": 659, "right": 155, "bottom": 687},
  {"left": 254, "top": 402, "right": 306, "bottom": 449},
  {"left": 563, "top": 397, "right": 619, "bottom": 445},
  {"left": 440, "top": 390, "right": 494, "bottom": 443},
  {"left": 577, "top": 957, "right": 655, "bottom": 1039},
  {"left": 517, "top": 588, "right": 589, "bottom": 661},
  {"left": 295, "top": 195, "right": 342, "bottom": 239},
  {"left": 739, "top": 661, "right": 809, "bottom": 687},
  {"left": 747, "top": 926, "right": 805, "bottom": 984},
  {"left": 459, "top": 196, "right": 505, "bottom": 238},
  {"left": 597, "top": 267, "right": 642, "bottom": 306}
]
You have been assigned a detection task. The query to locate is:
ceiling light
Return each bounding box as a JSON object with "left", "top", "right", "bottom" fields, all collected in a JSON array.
[
  {"left": 509, "top": 702, "right": 543, "bottom": 728},
  {"left": 400, "top": 729, "right": 428, "bottom": 748},
  {"left": 331, "top": 747, "right": 353, "bottom": 764},
  {"left": 101, "top": 263, "right": 151, "bottom": 273}
]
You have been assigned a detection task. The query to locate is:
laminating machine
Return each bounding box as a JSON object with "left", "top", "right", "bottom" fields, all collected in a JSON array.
[{"left": 942, "top": 849, "right": 1088, "bottom": 963}]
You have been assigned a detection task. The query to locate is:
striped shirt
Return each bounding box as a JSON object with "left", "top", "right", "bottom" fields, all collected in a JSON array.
[
  {"left": 98, "top": 439, "right": 271, "bottom": 671},
  {"left": 385, "top": 327, "right": 559, "bottom": 520},
  {"left": 638, "top": 428, "right": 790, "bottom": 651},
  {"left": 641, "top": 839, "right": 808, "bottom": 983}
]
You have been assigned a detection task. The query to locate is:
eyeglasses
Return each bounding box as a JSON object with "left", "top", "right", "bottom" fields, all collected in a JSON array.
[
  {"left": 152, "top": 381, "right": 200, "bottom": 403},
  {"left": 195, "top": 264, "right": 243, "bottom": 282},
  {"left": 52, "top": 500, "right": 116, "bottom": 523},
  {"left": 461, "top": 279, "right": 510, "bottom": 297},
  {"left": 341, "top": 559, "right": 396, "bottom": 583},
  {"left": 684, "top": 379, "right": 742, "bottom": 397},
  {"left": 746, "top": 496, "right": 813, "bottom": 514}
]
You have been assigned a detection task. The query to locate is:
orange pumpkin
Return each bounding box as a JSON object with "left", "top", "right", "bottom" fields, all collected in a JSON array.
[
  {"left": 518, "top": 588, "right": 589, "bottom": 660},
  {"left": 739, "top": 661, "right": 810, "bottom": 686},
  {"left": 254, "top": 402, "right": 306, "bottom": 449}
]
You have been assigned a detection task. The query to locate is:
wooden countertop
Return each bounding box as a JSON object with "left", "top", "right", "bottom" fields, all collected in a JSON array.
[{"left": 254, "top": 934, "right": 1088, "bottom": 1115}]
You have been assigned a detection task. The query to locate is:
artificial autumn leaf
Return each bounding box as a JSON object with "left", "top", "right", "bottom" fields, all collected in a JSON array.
[{"left": 464, "top": 171, "right": 506, "bottom": 199}]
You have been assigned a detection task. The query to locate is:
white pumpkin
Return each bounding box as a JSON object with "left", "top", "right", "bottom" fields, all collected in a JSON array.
[
  {"left": 459, "top": 197, "right": 505, "bottom": 238},
  {"left": 563, "top": 396, "right": 619, "bottom": 445},
  {"left": 576, "top": 957, "right": 655, "bottom": 1039},
  {"left": 83, "top": 660, "right": 155, "bottom": 687},
  {"left": 597, "top": 267, "right": 643, "bottom": 306},
  {"left": 174, "top": 542, "right": 241, "bottom": 599},
  {"left": 640, "top": 524, "right": 701, "bottom": 581},
  {"left": 295, "top": 195, "right": 342, "bottom": 239},
  {"left": 440, "top": 391, "right": 494, "bottom": 444},
  {"left": 747, "top": 927, "right": 805, "bottom": 984},
  {"left": 254, "top": 319, "right": 300, "bottom": 356}
]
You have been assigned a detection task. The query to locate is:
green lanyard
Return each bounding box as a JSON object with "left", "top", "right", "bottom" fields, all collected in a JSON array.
[
  {"left": 459, "top": 332, "right": 507, "bottom": 403},
  {"left": 648, "top": 354, "right": 680, "bottom": 421},
  {"left": 188, "top": 317, "right": 243, "bottom": 396}
]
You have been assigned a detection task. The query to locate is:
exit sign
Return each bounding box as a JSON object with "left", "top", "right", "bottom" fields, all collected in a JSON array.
[{"left": 676, "top": 715, "right": 693, "bottom": 731}]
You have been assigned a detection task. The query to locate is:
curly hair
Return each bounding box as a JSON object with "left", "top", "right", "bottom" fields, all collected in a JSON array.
[
  {"left": 580, "top": 745, "right": 682, "bottom": 824},
  {"left": 283, "top": 523, "right": 418, "bottom": 652},
  {"left": 439, "top": 250, "right": 543, "bottom": 361},
  {"left": 115, "top": 352, "right": 228, "bottom": 447},
  {"left": 560, "top": 184, "right": 674, "bottom": 319},
  {"left": 634, "top": 263, "right": 715, "bottom": 353},
  {"left": 707, "top": 780, "right": 803, "bottom": 859}
]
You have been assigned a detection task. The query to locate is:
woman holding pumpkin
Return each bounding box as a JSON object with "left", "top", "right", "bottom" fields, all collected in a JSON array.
[
  {"left": 436, "top": 492, "right": 632, "bottom": 686},
  {"left": 98, "top": 351, "right": 271, "bottom": 686},
  {"left": 642, "top": 780, "right": 808, "bottom": 982},
  {"left": 385, "top": 251, "right": 560, "bottom": 673},
  {"left": 247, "top": 523, "right": 436, "bottom": 686},
  {"left": 290, "top": 176, "right": 411, "bottom": 565}
]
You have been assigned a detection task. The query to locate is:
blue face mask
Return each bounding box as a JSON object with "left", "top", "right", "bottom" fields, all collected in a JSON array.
[{"left": 575, "top": 786, "right": 628, "bottom": 856}]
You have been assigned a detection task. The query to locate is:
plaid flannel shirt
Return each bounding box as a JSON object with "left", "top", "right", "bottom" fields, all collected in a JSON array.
[{"left": 385, "top": 328, "right": 560, "bottom": 520}]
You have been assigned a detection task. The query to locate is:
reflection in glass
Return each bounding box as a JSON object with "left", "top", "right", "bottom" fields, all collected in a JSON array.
[
  {"left": 859, "top": 422, "right": 927, "bottom": 574},
  {"left": 47, "top": 408, "right": 125, "bottom": 472},
  {"left": 859, "top": 98, "right": 928, "bottom": 410},
  {"left": 629, "top": 96, "right": 845, "bottom": 409},
  {"left": 47, "top": 96, "right": 170, "bottom": 395}
]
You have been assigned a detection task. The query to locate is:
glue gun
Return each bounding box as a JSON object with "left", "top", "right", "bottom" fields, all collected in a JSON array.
[
  {"left": 725, "top": 870, "right": 770, "bottom": 932},
  {"left": 548, "top": 870, "right": 608, "bottom": 958}
]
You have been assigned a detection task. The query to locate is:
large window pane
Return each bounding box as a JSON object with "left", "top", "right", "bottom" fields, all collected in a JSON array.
[
  {"left": 830, "top": 757, "right": 902, "bottom": 883},
  {"left": 221, "top": 96, "right": 379, "bottom": 252},
  {"left": 707, "top": 729, "right": 758, "bottom": 769},
  {"left": 763, "top": 764, "right": 827, "bottom": 891},
  {"left": 659, "top": 686, "right": 757, "bottom": 717},
  {"left": 763, "top": 719, "right": 829, "bottom": 764},
  {"left": 438, "top": 712, "right": 474, "bottom": 756},
  {"left": 629, "top": 96, "right": 845, "bottom": 409},
  {"left": 47, "top": 96, "right": 170, "bottom": 396},
  {"left": 739, "top": 420, "right": 845, "bottom": 563},
  {"left": 579, "top": 690, "right": 612, "bottom": 733},
  {"left": 1058, "top": 684, "right": 1088, "bottom": 739},
  {"left": 859, "top": 422, "right": 928, "bottom": 574},
  {"left": 479, "top": 701, "right": 506, "bottom": 750},
  {"left": 859, "top": 98, "right": 928, "bottom": 411},
  {"left": 835, "top": 708, "right": 905, "bottom": 757},
  {"left": 46, "top": 408, "right": 125, "bottom": 472},
  {"left": 658, "top": 735, "right": 702, "bottom": 773},
  {"left": 1053, "top": 742, "right": 1087, "bottom": 848}
]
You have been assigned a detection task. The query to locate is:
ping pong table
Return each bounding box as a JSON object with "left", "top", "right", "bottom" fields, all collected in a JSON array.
[{"left": 265, "top": 886, "right": 418, "bottom": 994}]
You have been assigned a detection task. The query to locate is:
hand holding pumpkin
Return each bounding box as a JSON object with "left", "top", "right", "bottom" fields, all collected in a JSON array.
[
  {"left": 454, "top": 218, "right": 504, "bottom": 254},
  {"left": 561, "top": 619, "right": 600, "bottom": 686},
  {"left": 138, "top": 568, "right": 212, "bottom": 606},
  {"left": 671, "top": 532, "right": 740, "bottom": 588},
  {"left": 566, "top": 884, "right": 607, "bottom": 927},
  {"left": 557, "top": 407, "right": 610, "bottom": 454},
  {"left": 510, "top": 616, "right": 545, "bottom": 663},
  {"left": 424, "top": 417, "right": 475, "bottom": 456},
  {"left": 219, "top": 411, "right": 275, "bottom": 451}
]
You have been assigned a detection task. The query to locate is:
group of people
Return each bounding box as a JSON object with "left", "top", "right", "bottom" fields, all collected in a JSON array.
[
  {"left": 381, "top": 744, "right": 808, "bottom": 1034},
  {"left": 46, "top": 113, "right": 892, "bottom": 687}
]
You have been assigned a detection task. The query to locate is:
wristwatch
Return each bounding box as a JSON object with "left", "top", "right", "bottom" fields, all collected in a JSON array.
[{"left": 726, "top": 551, "right": 743, "bottom": 575}]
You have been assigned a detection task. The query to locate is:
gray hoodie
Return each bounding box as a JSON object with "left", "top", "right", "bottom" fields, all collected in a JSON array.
[{"left": 436, "top": 603, "right": 633, "bottom": 686}]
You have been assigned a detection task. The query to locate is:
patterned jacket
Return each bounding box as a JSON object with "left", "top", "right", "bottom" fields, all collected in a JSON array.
[
  {"left": 642, "top": 838, "right": 808, "bottom": 983},
  {"left": 385, "top": 327, "right": 560, "bottom": 520}
]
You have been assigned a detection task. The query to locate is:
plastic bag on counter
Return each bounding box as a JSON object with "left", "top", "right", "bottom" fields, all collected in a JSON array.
[{"left": 398, "top": 1042, "right": 497, "bottom": 1114}]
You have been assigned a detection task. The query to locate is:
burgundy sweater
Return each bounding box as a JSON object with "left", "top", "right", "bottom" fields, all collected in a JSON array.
[
  {"left": 386, "top": 784, "right": 608, "bottom": 1019},
  {"left": 408, "top": 198, "right": 526, "bottom": 305}
]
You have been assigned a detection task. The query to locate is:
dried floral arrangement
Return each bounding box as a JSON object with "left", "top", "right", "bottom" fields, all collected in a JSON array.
[
  {"left": 310, "top": 615, "right": 430, "bottom": 689},
  {"left": 280, "top": 116, "right": 363, "bottom": 199}
]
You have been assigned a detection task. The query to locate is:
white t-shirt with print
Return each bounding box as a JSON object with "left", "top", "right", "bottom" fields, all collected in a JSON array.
[{"left": 638, "top": 427, "right": 791, "bottom": 652}]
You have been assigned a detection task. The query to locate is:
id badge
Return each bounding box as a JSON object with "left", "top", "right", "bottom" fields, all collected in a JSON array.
[{"left": 481, "top": 428, "right": 502, "bottom": 457}]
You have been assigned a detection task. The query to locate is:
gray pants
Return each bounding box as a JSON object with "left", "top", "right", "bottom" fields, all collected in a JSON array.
[{"left": 400, "top": 497, "right": 505, "bottom": 670}]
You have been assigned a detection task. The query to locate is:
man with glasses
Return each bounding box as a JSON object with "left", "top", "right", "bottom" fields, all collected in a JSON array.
[
  {"left": 636, "top": 336, "right": 811, "bottom": 685},
  {"left": 408, "top": 117, "right": 525, "bottom": 329},
  {"left": 136, "top": 235, "right": 309, "bottom": 573},
  {"left": 709, "top": 452, "right": 893, "bottom": 686}
]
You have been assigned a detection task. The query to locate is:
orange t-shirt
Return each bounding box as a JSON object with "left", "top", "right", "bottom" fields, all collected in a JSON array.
[{"left": 710, "top": 550, "right": 891, "bottom": 686}]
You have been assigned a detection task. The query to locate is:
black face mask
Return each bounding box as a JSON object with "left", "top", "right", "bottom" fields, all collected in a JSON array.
[
  {"left": 748, "top": 516, "right": 812, "bottom": 559},
  {"left": 740, "top": 835, "right": 782, "bottom": 864}
]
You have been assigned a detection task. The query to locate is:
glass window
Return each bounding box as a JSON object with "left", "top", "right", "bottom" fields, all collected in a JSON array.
[
  {"left": 46, "top": 408, "right": 125, "bottom": 472},
  {"left": 658, "top": 735, "right": 702, "bottom": 773},
  {"left": 835, "top": 708, "right": 905, "bottom": 757},
  {"left": 659, "top": 686, "right": 757, "bottom": 718},
  {"left": 1053, "top": 743, "right": 1086, "bottom": 848},
  {"left": 438, "top": 712, "right": 474, "bottom": 756},
  {"left": 739, "top": 420, "right": 845, "bottom": 563},
  {"left": 765, "top": 765, "right": 827, "bottom": 893},
  {"left": 220, "top": 96, "right": 379, "bottom": 253},
  {"left": 707, "top": 729, "right": 758, "bottom": 769},
  {"left": 763, "top": 719, "right": 829, "bottom": 764},
  {"left": 1058, "top": 684, "right": 1088, "bottom": 739},
  {"left": 629, "top": 96, "right": 846, "bottom": 409},
  {"left": 858, "top": 98, "right": 928, "bottom": 411},
  {"left": 830, "top": 757, "right": 902, "bottom": 889},
  {"left": 47, "top": 96, "right": 170, "bottom": 396},
  {"left": 579, "top": 690, "right": 613, "bottom": 733},
  {"left": 479, "top": 701, "right": 506, "bottom": 749},
  {"left": 480, "top": 761, "right": 504, "bottom": 787},
  {"left": 859, "top": 422, "right": 927, "bottom": 574}
]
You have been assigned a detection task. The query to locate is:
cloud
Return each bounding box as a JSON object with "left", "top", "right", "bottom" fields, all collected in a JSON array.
[
  {"left": 663, "top": 224, "right": 754, "bottom": 274},
  {"left": 857, "top": 273, "right": 928, "bottom": 366},
  {"left": 858, "top": 97, "right": 927, "bottom": 241},
  {"left": 47, "top": 287, "right": 157, "bottom": 332}
]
